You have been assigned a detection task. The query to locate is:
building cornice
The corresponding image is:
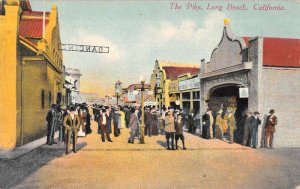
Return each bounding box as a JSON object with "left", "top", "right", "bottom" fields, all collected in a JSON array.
[{"left": 200, "top": 62, "right": 252, "bottom": 79}]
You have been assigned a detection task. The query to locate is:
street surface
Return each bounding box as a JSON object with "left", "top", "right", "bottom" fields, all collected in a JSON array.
[{"left": 1, "top": 121, "right": 299, "bottom": 189}]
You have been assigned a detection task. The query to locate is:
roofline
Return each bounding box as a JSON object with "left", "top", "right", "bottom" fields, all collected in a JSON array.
[
  {"left": 19, "top": 35, "right": 38, "bottom": 53},
  {"left": 157, "top": 60, "right": 199, "bottom": 68}
]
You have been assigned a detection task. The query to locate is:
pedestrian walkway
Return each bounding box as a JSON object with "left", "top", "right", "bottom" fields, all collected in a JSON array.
[
  {"left": 7, "top": 120, "right": 299, "bottom": 189},
  {"left": 0, "top": 132, "right": 58, "bottom": 160}
]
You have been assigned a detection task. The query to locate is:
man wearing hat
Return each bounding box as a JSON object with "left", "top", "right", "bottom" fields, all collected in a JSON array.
[
  {"left": 175, "top": 109, "right": 186, "bottom": 150},
  {"left": 249, "top": 111, "right": 261, "bottom": 148},
  {"left": 243, "top": 112, "right": 253, "bottom": 146},
  {"left": 99, "top": 107, "right": 113, "bottom": 142},
  {"left": 202, "top": 108, "right": 213, "bottom": 139},
  {"left": 144, "top": 107, "right": 153, "bottom": 137},
  {"left": 164, "top": 107, "right": 176, "bottom": 150},
  {"left": 46, "top": 104, "right": 57, "bottom": 145},
  {"left": 264, "top": 109, "right": 277, "bottom": 149},
  {"left": 63, "top": 106, "right": 81, "bottom": 154}
]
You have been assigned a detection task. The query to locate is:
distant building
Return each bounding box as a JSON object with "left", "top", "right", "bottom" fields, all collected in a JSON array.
[
  {"left": 77, "top": 92, "right": 99, "bottom": 104},
  {"left": 178, "top": 73, "right": 200, "bottom": 113},
  {"left": 0, "top": 1, "right": 64, "bottom": 149},
  {"left": 199, "top": 19, "right": 300, "bottom": 147},
  {"left": 122, "top": 83, "right": 153, "bottom": 107},
  {"left": 65, "top": 68, "right": 81, "bottom": 105},
  {"left": 150, "top": 60, "right": 200, "bottom": 110}
]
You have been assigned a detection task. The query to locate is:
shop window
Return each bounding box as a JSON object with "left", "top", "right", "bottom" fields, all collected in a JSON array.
[{"left": 41, "top": 90, "right": 45, "bottom": 109}]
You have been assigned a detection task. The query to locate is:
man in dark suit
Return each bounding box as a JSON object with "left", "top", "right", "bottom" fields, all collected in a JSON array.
[
  {"left": 99, "top": 108, "right": 113, "bottom": 142},
  {"left": 249, "top": 111, "right": 261, "bottom": 148},
  {"left": 144, "top": 107, "right": 153, "bottom": 137},
  {"left": 264, "top": 109, "right": 277, "bottom": 149},
  {"left": 46, "top": 104, "right": 57, "bottom": 145}
]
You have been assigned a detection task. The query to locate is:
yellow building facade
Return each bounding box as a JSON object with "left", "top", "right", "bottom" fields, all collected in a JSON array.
[
  {"left": 0, "top": 0, "right": 64, "bottom": 149},
  {"left": 150, "top": 60, "right": 199, "bottom": 110}
]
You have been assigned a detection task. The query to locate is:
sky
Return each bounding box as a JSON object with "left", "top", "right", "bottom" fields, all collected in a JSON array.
[{"left": 30, "top": 0, "right": 300, "bottom": 97}]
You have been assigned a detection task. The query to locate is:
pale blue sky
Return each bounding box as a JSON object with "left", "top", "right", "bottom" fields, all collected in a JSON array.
[{"left": 30, "top": 0, "right": 300, "bottom": 96}]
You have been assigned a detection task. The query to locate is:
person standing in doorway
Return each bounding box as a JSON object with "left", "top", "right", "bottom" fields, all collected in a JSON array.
[
  {"left": 264, "top": 109, "right": 277, "bottom": 149},
  {"left": 227, "top": 108, "right": 236, "bottom": 144},
  {"left": 215, "top": 109, "right": 224, "bottom": 140}
]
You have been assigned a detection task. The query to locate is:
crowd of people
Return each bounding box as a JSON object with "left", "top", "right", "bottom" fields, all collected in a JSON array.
[
  {"left": 46, "top": 102, "right": 277, "bottom": 154},
  {"left": 201, "top": 107, "right": 278, "bottom": 149},
  {"left": 91, "top": 105, "right": 187, "bottom": 150},
  {"left": 46, "top": 103, "right": 91, "bottom": 154}
]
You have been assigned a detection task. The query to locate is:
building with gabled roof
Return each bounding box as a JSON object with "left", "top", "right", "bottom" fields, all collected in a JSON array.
[
  {"left": 150, "top": 60, "right": 200, "bottom": 110},
  {"left": 0, "top": 0, "right": 65, "bottom": 149},
  {"left": 199, "top": 19, "right": 300, "bottom": 147}
]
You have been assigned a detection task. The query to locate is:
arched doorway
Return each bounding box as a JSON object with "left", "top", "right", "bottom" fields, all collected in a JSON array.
[{"left": 207, "top": 84, "right": 248, "bottom": 144}]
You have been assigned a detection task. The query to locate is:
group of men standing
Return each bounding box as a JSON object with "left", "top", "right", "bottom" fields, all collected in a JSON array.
[
  {"left": 202, "top": 107, "right": 278, "bottom": 149},
  {"left": 46, "top": 103, "right": 92, "bottom": 154}
]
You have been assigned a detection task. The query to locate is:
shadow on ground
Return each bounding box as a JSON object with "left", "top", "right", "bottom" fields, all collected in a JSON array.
[
  {"left": 0, "top": 142, "right": 87, "bottom": 188},
  {"left": 156, "top": 140, "right": 166, "bottom": 149}
]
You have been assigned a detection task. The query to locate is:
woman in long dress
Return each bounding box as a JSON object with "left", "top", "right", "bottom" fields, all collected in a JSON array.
[
  {"left": 151, "top": 108, "right": 159, "bottom": 136},
  {"left": 77, "top": 106, "right": 86, "bottom": 137}
]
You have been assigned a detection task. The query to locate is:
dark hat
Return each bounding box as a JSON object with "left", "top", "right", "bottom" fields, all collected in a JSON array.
[
  {"left": 104, "top": 106, "right": 109, "bottom": 109},
  {"left": 269, "top": 109, "right": 275, "bottom": 113},
  {"left": 253, "top": 111, "right": 260, "bottom": 115},
  {"left": 51, "top": 104, "right": 56, "bottom": 108},
  {"left": 69, "top": 106, "right": 76, "bottom": 112}
]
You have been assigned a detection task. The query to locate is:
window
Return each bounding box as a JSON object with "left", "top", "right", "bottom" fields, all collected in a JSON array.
[
  {"left": 49, "top": 91, "right": 52, "bottom": 106},
  {"left": 193, "top": 91, "right": 200, "bottom": 99},
  {"left": 182, "top": 92, "right": 190, "bottom": 100},
  {"left": 41, "top": 90, "right": 45, "bottom": 109}
]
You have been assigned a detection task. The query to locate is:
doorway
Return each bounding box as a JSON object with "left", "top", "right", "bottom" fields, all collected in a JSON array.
[{"left": 208, "top": 84, "right": 248, "bottom": 144}]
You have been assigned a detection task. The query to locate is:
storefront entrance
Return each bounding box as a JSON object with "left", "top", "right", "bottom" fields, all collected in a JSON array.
[{"left": 208, "top": 84, "right": 248, "bottom": 144}]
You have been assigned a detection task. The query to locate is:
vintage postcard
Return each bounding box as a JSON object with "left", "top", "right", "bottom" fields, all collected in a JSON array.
[{"left": 0, "top": 0, "right": 299, "bottom": 188}]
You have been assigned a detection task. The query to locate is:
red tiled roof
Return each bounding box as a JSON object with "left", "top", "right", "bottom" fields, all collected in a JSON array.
[
  {"left": 19, "top": 18, "right": 49, "bottom": 39},
  {"left": 263, "top": 37, "right": 300, "bottom": 68},
  {"left": 19, "top": 11, "right": 50, "bottom": 39},
  {"left": 163, "top": 66, "right": 200, "bottom": 80}
]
